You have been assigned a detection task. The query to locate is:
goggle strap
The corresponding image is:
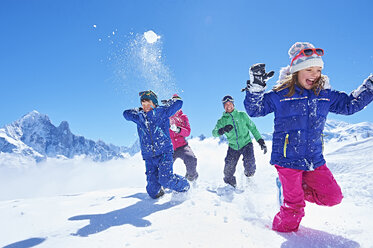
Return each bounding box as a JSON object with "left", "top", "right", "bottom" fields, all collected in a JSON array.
[
  {"left": 139, "top": 90, "right": 157, "bottom": 97},
  {"left": 222, "top": 99, "right": 233, "bottom": 103}
]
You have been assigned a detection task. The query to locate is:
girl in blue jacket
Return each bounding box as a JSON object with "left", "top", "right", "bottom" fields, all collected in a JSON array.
[
  {"left": 123, "top": 90, "right": 190, "bottom": 199},
  {"left": 244, "top": 42, "right": 373, "bottom": 232}
]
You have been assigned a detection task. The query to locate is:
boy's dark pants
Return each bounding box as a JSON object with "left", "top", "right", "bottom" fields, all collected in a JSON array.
[
  {"left": 173, "top": 144, "right": 198, "bottom": 180},
  {"left": 145, "top": 152, "right": 190, "bottom": 199},
  {"left": 224, "top": 142, "right": 256, "bottom": 186}
]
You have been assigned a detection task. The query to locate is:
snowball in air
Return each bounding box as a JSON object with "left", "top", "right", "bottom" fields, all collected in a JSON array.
[{"left": 144, "top": 30, "right": 160, "bottom": 44}]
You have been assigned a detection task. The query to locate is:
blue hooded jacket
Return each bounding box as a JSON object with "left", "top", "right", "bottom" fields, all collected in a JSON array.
[
  {"left": 244, "top": 78, "right": 373, "bottom": 171},
  {"left": 123, "top": 99, "right": 182, "bottom": 159}
]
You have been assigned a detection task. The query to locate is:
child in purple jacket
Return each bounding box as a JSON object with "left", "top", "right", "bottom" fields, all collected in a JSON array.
[
  {"left": 123, "top": 90, "right": 190, "bottom": 199},
  {"left": 244, "top": 42, "right": 373, "bottom": 232}
]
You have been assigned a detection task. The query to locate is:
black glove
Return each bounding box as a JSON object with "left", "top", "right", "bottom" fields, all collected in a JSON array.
[
  {"left": 218, "top": 124, "right": 233, "bottom": 135},
  {"left": 258, "top": 138, "right": 267, "bottom": 154},
  {"left": 161, "top": 99, "right": 173, "bottom": 106},
  {"left": 243, "top": 63, "right": 274, "bottom": 92}
]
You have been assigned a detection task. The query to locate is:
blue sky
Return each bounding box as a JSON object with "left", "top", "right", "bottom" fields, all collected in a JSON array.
[{"left": 1, "top": 0, "right": 373, "bottom": 147}]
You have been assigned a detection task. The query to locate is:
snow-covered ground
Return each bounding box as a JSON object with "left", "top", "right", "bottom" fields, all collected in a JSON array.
[{"left": 1, "top": 137, "right": 372, "bottom": 248}]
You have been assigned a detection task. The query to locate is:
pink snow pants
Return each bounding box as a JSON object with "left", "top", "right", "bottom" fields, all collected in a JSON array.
[{"left": 272, "top": 164, "right": 343, "bottom": 232}]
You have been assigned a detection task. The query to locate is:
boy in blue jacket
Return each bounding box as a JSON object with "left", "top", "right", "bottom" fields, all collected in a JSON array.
[
  {"left": 123, "top": 90, "right": 190, "bottom": 199},
  {"left": 243, "top": 42, "right": 373, "bottom": 232}
]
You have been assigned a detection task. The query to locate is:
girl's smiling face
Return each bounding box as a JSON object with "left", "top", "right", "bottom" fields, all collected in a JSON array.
[{"left": 297, "top": 66, "right": 322, "bottom": 90}]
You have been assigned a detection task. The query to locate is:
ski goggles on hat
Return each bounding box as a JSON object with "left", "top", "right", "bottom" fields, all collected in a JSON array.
[
  {"left": 139, "top": 90, "right": 157, "bottom": 98},
  {"left": 290, "top": 48, "right": 324, "bottom": 67},
  {"left": 222, "top": 95, "right": 234, "bottom": 104}
]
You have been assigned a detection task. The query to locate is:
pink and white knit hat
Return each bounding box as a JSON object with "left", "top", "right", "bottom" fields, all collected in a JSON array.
[{"left": 289, "top": 42, "right": 324, "bottom": 74}]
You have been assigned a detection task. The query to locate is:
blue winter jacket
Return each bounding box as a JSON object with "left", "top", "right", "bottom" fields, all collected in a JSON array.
[
  {"left": 244, "top": 79, "right": 373, "bottom": 171},
  {"left": 123, "top": 99, "right": 182, "bottom": 159}
]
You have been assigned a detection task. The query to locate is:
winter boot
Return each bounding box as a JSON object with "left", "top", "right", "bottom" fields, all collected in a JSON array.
[
  {"left": 185, "top": 172, "right": 199, "bottom": 182},
  {"left": 181, "top": 183, "right": 190, "bottom": 192},
  {"left": 224, "top": 176, "right": 237, "bottom": 188},
  {"left": 155, "top": 187, "right": 165, "bottom": 199},
  {"left": 276, "top": 177, "right": 284, "bottom": 207},
  {"left": 244, "top": 169, "right": 255, "bottom": 177}
]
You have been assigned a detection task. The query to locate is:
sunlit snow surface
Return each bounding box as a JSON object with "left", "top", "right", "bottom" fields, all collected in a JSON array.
[{"left": 1, "top": 137, "right": 372, "bottom": 247}]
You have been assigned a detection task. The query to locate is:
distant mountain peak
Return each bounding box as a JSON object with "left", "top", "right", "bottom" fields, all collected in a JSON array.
[
  {"left": 57, "top": 121, "right": 71, "bottom": 133},
  {"left": 27, "top": 110, "right": 41, "bottom": 115},
  {"left": 0, "top": 111, "right": 139, "bottom": 163},
  {"left": 17, "top": 110, "right": 52, "bottom": 128},
  {"left": 21, "top": 110, "right": 49, "bottom": 121}
]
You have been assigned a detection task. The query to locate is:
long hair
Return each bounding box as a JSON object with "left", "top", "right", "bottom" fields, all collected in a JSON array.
[{"left": 273, "top": 72, "right": 328, "bottom": 97}]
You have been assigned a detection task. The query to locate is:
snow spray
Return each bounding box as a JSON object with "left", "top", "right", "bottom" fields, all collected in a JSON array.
[{"left": 111, "top": 30, "right": 179, "bottom": 101}]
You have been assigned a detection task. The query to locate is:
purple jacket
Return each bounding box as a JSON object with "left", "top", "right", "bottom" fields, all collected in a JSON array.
[
  {"left": 244, "top": 78, "right": 373, "bottom": 171},
  {"left": 123, "top": 99, "right": 182, "bottom": 159}
]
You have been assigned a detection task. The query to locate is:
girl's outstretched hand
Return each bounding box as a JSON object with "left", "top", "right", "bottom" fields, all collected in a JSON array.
[{"left": 242, "top": 63, "right": 274, "bottom": 92}]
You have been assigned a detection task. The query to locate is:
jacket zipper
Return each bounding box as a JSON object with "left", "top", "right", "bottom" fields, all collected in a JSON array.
[
  {"left": 283, "top": 134, "right": 289, "bottom": 158},
  {"left": 229, "top": 113, "right": 240, "bottom": 150},
  {"left": 306, "top": 91, "right": 310, "bottom": 160},
  {"left": 144, "top": 114, "right": 156, "bottom": 156}
]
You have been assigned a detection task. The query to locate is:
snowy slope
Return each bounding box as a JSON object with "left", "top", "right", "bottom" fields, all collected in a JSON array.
[
  {"left": 0, "top": 137, "right": 372, "bottom": 248},
  {"left": 323, "top": 119, "right": 373, "bottom": 142}
]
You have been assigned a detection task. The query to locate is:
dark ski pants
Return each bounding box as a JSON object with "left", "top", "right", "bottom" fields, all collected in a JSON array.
[
  {"left": 173, "top": 144, "right": 198, "bottom": 181},
  {"left": 145, "top": 152, "right": 190, "bottom": 199},
  {"left": 272, "top": 164, "right": 343, "bottom": 232},
  {"left": 223, "top": 142, "right": 256, "bottom": 186}
]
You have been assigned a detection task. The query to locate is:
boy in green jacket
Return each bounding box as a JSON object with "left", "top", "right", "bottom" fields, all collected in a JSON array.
[{"left": 212, "top": 95, "right": 267, "bottom": 187}]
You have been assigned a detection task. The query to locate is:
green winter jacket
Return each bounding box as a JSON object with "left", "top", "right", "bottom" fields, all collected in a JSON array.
[{"left": 212, "top": 109, "right": 262, "bottom": 150}]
